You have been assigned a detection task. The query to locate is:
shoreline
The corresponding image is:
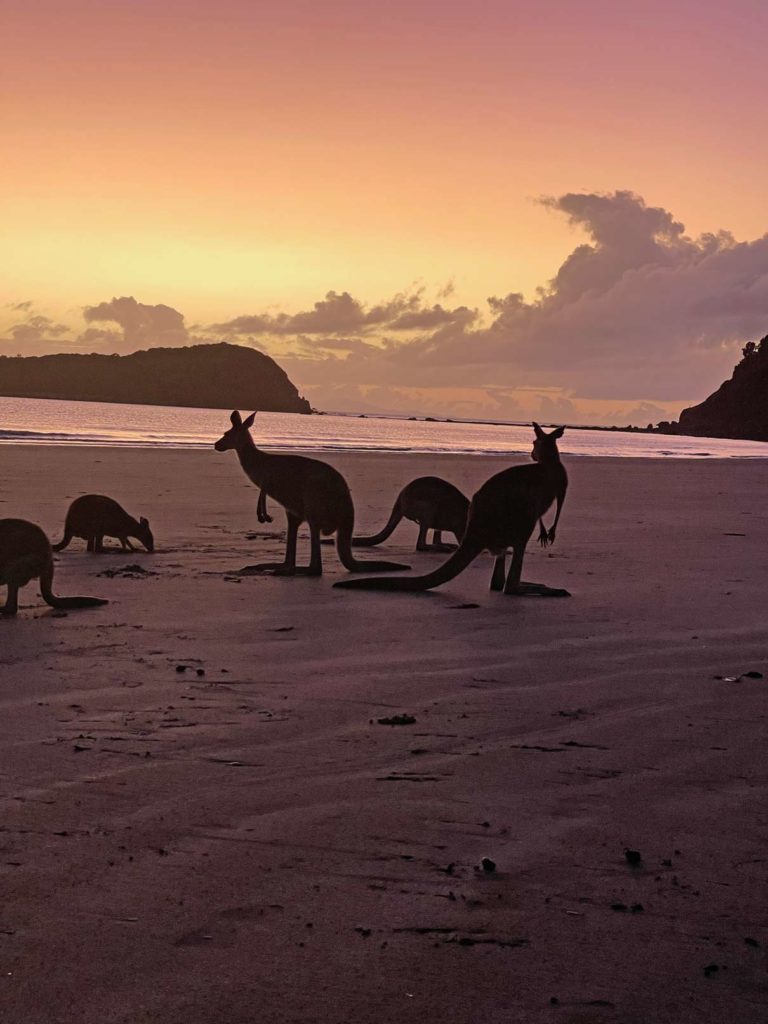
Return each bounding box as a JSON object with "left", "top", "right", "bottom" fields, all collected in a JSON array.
[
  {"left": 2, "top": 398, "right": 767, "bottom": 461},
  {"left": 1, "top": 440, "right": 766, "bottom": 460}
]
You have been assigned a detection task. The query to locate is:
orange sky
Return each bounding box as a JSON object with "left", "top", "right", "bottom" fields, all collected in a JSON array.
[{"left": 3, "top": 0, "right": 768, "bottom": 422}]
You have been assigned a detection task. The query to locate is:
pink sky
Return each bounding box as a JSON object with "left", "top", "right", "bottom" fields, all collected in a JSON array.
[{"left": 3, "top": 0, "right": 768, "bottom": 422}]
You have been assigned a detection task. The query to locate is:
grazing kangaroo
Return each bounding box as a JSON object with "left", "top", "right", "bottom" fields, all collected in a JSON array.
[
  {"left": 353, "top": 476, "right": 469, "bottom": 552},
  {"left": 0, "top": 519, "right": 108, "bottom": 616},
  {"left": 53, "top": 495, "right": 154, "bottom": 553},
  {"left": 334, "top": 423, "right": 569, "bottom": 597},
  {"left": 214, "top": 411, "right": 410, "bottom": 576}
]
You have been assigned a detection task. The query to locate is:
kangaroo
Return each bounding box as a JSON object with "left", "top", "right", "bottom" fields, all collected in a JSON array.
[
  {"left": 334, "top": 423, "right": 569, "bottom": 597},
  {"left": 260, "top": 475, "right": 470, "bottom": 552},
  {"left": 0, "top": 519, "right": 108, "bottom": 616},
  {"left": 53, "top": 495, "right": 154, "bottom": 553},
  {"left": 214, "top": 411, "right": 410, "bottom": 576},
  {"left": 352, "top": 476, "right": 469, "bottom": 552}
]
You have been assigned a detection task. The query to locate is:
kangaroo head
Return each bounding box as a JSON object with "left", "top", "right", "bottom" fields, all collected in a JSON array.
[
  {"left": 214, "top": 410, "right": 257, "bottom": 452},
  {"left": 136, "top": 516, "right": 154, "bottom": 552},
  {"left": 531, "top": 422, "right": 565, "bottom": 462}
]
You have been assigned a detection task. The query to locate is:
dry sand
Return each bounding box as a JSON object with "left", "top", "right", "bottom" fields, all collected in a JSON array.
[{"left": 0, "top": 443, "right": 766, "bottom": 1024}]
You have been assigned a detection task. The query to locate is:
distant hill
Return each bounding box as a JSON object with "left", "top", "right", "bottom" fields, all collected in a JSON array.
[
  {"left": 677, "top": 334, "right": 768, "bottom": 442},
  {"left": 0, "top": 343, "right": 312, "bottom": 414}
]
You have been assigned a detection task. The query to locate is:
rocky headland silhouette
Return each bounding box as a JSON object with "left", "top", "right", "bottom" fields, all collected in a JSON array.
[
  {"left": 675, "top": 333, "right": 768, "bottom": 442},
  {"left": 0, "top": 343, "right": 311, "bottom": 414}
]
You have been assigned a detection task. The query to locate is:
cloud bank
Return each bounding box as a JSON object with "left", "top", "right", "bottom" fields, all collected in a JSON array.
[
  {"left": 209, "top": 191, "right": 768, "bottom": 412},
  {"left": 3, "top": 191, "right": 767, "bottom": 422},
  {"left": 82, "top": 296, "right": 189, "bottom": 353}
]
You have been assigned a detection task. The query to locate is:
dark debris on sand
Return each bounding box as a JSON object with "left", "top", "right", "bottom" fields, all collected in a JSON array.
[
  {"left": 98, "top": 564, "right": 157, "bottom": 579},
  {"left": 376, "top": 714, "right": 417, "bottom": 726}
]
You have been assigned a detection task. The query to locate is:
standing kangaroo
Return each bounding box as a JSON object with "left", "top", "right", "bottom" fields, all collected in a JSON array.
[
  {"left": 352, "top": 476, "right": 469, "bottom": 552},
  {"left": 214, "top": 411, "right": 410, "bottom": 576},
  {"left": 0, "top": 519, "right": 108, "bottom": 616},
  {"left": 53, "top": 495, "right": 154, "bottom": 553},
  {"left": 335, "top": 423, "right": 569, "bottom": 597}
]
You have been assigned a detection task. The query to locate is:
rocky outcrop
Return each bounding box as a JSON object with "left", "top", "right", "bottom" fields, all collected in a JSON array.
[{"left": 677, "top": 335, "right": 768, "bottom": 441}]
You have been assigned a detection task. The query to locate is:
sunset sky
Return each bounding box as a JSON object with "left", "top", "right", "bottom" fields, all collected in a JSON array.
[{"left": 3, "top": 0, "right": 768, "bottom": 422}]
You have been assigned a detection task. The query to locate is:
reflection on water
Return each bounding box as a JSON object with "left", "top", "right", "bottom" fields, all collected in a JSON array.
[{"left": 0, "top": 396, "right": 765, "bottom": 459}]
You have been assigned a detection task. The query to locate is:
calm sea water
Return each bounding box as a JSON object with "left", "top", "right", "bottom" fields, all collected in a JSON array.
[{"left": 0, "top": 396, "right": 765, "bottom": 459}]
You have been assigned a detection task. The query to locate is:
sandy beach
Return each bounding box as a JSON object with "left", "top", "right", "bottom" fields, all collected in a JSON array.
[{"left": 0, "top": 443, "right": 766, "bottom": 1024}]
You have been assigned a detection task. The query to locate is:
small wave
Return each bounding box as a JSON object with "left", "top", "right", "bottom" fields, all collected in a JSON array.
[{"left": 0, "top": 428, "right": 71, "bottom": 440}]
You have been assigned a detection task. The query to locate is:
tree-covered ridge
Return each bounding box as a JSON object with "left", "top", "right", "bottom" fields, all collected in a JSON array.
[
  {"left": 677, "top": 334, "right": 768, "bottom": 441},
  {"left": 0, "top": 343, "right": 311, "bottom": 414}
]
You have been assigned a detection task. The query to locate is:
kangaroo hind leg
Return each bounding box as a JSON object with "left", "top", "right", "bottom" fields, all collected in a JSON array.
[
  {"left": 276, "top": 520, "right": 323, "bottom": 576},
  {"left": 301, "top": 521, "right": 323, "bottom": 576},
  {"left": 503, "top": 542, "right": 570, "bottom": 597},
  {"left": 238, "top": 513, "right": 301, "bottom": 576},
  {"left": 429, "top": 529, "right": 457, "bottom": 552},
  {"left": 1, "top": 583, "right": 19, "bottom": 616},
  {"left": 490, "top": 553, "right": 506, "bottom": 591},
  {"left": 415, "top": 523, "right": 430, "bottom": 552}
]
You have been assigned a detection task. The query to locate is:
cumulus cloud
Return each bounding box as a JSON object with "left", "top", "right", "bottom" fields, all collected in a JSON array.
[
  {"left": 82, "top": 296, "right": 189, "bottom": 352},
  {"left": 402, "top": 191, "right": 768, "bottom": 401},
  {"left": 2, "top": 296, "right": 202, "bottom": 356},
  {"left": 9, "top": 315, "right": 71, "bottom": 346},
  {"left": 0, "top": 312, "right": 74, "bottom": 355},
  {"left": 212, "top": 288, "right": 477, "bottom": 337},
  {"left": 301, "top": 192, "right": 765, "bottom": 408}
]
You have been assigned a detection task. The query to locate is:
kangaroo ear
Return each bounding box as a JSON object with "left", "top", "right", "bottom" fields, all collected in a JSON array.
[
  {"left": 551, "top": 425, "right": 565, "bottom": 439},
  {"left": 230, "top": 410, "right": 242, "bottom": 427},
  {"left": 140, "top": 517, "right": 149, "bottom": 527},
  {"left": 532, "top": 421, "right": 544, "bottom": 438},
  {"left": 242, "top": 412, "right": 256, "bottom": 429}
]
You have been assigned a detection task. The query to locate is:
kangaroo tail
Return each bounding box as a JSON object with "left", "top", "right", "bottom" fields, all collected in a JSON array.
[
  {"left": 334, "top": 535, "right": 483, "bottom": 591},
  {"left": 51, "top": 528, "right": 72, "bottom": 552},
  {"left": 336, "top": 518, "right": 410, "bottom": 573},
  {"left": 352, "top": 500, "right": 402, "bottom": 547},
  {"left": 40, "top": 560, "right": 108, "bottom": 610}
]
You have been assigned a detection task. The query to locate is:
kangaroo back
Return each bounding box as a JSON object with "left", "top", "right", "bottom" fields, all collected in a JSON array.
[{"left": 334, "top": 534, "right": 483, "bottom": 591}]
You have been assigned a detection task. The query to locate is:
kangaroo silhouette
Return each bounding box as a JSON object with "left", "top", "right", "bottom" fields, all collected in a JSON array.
[
  {"left": 334, "top": 423, "right": 569, "bottom": 597},
  {"left": 0, "top": 519, "right": 108, "bottom": 616},
  {"left": 214, "top": 411, "right": 410, "bottom": 576},
  {"left": 352, "top": 476, "right": 469, "bottom": 552},
  {"left": 263, "top": 475, "right": 471, "bottom": 552},
  {"left": 53, "top": 495, "right": 154, "bottom": 553}
]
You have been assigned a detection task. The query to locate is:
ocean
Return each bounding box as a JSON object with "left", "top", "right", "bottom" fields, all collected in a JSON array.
[{"left": 0, "top": 396, "right": 765, "bottom": 459}]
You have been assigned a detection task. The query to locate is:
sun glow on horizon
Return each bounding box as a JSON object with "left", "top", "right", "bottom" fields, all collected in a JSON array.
[{"left": 3, "top": 0, "right": 768, "bottom": 422}]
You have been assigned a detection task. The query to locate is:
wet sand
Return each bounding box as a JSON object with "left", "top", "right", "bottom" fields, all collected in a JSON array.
[{"left": 0, "top": 444, "right": 766, "bottom": 1024}]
